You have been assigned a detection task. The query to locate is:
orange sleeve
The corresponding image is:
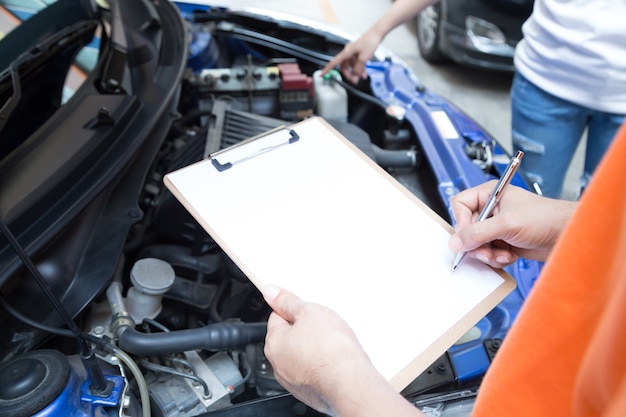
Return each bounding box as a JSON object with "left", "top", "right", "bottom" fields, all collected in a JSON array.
[{"left": 473, "top": 123, "right": 626, "bottom": 417}]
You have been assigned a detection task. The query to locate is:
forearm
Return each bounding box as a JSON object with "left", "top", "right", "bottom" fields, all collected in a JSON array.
[
  {"left": 332, "top": 388, "right": 425, "bottom": 417},
  {"left": 544, "top": 198, "right": 578, "bottom": 248},
  {"left": 325, "top": 360, "right": 426, "bottom": 417},
  {"left": 367, "top": 0, "right": 439, "bottom": 40}
]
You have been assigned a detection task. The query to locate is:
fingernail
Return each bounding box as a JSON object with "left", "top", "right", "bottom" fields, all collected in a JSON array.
[
  {"left": 262, "top": 284, "right": 281, "bottom": 302},
  {"left": 496, "top": 255, "right": 518, "bottom": 264},
  {"left": 496, "top": 255, "right": 509, "bottom": 264},
  {"left": 449, "top": 236, "right": 463, "bottom": 252},
  {"left": 476, "top": 254, "right": 490, "bottom": 264}
]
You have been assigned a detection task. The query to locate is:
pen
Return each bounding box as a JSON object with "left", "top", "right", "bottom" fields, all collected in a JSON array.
[{"left": 452, "top": 150, "right": 524, "bottom": 270}]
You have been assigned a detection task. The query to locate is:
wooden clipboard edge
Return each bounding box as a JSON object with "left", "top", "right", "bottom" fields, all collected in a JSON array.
[
  {"left": 389, "top": 275, "right": 516, "bottom": 391},
  {"left": 164, "top": 116, "right": 517, "bottom": 391}
]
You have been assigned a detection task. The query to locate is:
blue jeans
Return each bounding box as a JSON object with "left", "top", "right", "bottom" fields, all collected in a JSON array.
[{"left": 511, "top": 72, "right": 625, "bottom": 199}]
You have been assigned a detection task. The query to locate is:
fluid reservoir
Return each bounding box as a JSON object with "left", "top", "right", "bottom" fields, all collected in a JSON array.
[
  {"left": 125, "top": 258, "right": 175, "bottom": 322},
  {"left": 313, "top": 69, "right": 348, "bottom": 122}
]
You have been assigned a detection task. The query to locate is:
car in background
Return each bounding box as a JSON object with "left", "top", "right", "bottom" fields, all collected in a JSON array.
[
  {"left": 0, "top": 1, "right": 542, "bottom": 416},
  {"left": 417, "top": 0, "right": 534, "bottom": 71}
]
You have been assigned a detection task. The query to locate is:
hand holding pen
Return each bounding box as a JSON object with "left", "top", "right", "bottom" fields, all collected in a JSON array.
[
  {"left": 448, "top": 165, "right": 577, "bottom": 268},
  {"left": 452, "top": 151, "right": 524, "bottom": 270}
]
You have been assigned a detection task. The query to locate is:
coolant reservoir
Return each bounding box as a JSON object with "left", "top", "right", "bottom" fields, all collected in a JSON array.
[
  {"left": 125, "top": 258, "right": 175, "bottom": 322},
  {"left": 313, "top": 69, "right": 348, "bottom": 122}
]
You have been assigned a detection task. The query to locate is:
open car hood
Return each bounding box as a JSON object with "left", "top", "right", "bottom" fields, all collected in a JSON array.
[{"left": 0, "top": 0, "right": 187, "bottom": 312}]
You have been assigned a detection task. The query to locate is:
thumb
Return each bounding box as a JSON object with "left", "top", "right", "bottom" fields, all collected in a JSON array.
[
  {"left": 262, "top": 284, "right": 304, "bottom": 324},
  {"left": 261, "top": 284, "right": 282, "bottom": 304}
]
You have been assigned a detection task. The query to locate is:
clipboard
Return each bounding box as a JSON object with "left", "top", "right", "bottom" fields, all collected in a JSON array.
[{"left": 164, "top": 116, "right": 515, "bottom": 391}]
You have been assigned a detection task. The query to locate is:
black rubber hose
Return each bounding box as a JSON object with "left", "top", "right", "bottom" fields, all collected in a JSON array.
[
  {"left": 371, "top": 144, "right": 418, "bottom": 168},
  {"left": 118, "top": 322, "right": 267, "bottom": 355},
  {"left": 333, "top": 77, "right": 388, "bottom": 111},
  {"left": 138, "top": 244, "right": 223, "bottom": 275},
  {"left": 138, "top": 244, "right": 248, "bottom": 281}
]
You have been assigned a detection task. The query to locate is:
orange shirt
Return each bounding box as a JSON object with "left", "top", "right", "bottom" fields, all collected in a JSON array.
[{"left": 473, "top": 124, "right": 626, "bottom": 416}]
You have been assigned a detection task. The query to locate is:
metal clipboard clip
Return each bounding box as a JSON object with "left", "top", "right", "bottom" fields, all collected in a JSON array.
[{"left": 209, "top": 126, "right": 300, "bottom": 172}]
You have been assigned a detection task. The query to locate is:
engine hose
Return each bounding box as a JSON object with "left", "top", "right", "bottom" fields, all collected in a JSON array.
[
  {"left": 371, "top": 144, "right": 418, "bottom": 168},
  {"left": 139, "top": 244, "right": 248, "bottom": 281},
  {"left": 117, "top": 321, "right": 267, "bottom": 356},
  {"left": 138, "top": 244, "right": 223, "bottom": 275},
  {"left": 333, "top": 76, "right": 388, "bottom": 111}
]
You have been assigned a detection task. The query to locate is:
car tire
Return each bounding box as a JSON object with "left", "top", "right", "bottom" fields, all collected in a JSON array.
[{"left": 416, "top": 4, "right": 447, "bottom": 63}]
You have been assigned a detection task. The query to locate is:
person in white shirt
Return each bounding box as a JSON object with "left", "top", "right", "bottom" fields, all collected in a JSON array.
[
  {"left": 510, "top": 0, "right": 626, "bottom": 198},
  {"left": 323, "top": 0, "right": 626, "bottom": 199}
]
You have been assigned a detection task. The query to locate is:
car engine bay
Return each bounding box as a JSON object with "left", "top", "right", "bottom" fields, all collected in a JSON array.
[{"left": 0, "top": 1, "right": 541, "bottom": 416}]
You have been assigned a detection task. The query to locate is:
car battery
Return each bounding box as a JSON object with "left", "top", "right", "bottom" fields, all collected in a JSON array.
[
  {"left": 276, "top": 62, "right": 314, "bottom": 120},
  {"left": 193, "top": 62, "right": 313, "bottom": 121}
]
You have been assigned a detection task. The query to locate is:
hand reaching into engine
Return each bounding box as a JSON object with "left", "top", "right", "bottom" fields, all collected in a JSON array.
[
  {"left": 322, "top": 31, "right": 383, "bottom": 84},
  {"left": 321, "top": 0, "right": 439, "bottom": 84},
  {"left": 262, "top": 285, "right": 426, "bottom": 417}
]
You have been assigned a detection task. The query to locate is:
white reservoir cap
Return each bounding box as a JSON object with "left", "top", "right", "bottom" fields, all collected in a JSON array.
[
  {"left": 126, "top": 258, "right": 176, "bottom": 322},
  {"left": 130, "top": 258, "right": 176, "bottom": 295}
]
